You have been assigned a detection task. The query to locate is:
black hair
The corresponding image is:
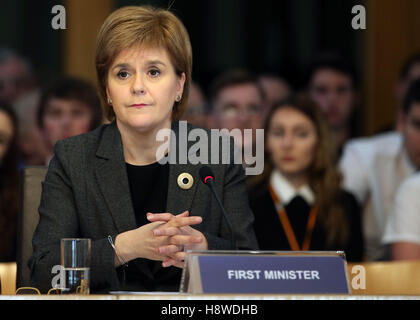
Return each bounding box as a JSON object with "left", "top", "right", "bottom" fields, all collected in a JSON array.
[
  {"left": 306, "top": 52, "right": 358, "bottom": 89},
  {"left": 400, "top": 53, "right": 420, "bottom": 80},
  {"left": 402, "top": 78, "right": 420, "bottom": 114},
  {"left": 37, "top": 76, "right": 103, "bottom": 130},
  {"left": 209, "top": 69, "right": 266, "bottom": 107}
]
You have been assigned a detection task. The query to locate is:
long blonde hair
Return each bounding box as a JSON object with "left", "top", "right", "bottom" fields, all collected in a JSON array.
[{"left": 261, "top": 95, "right": 349, "bottom": 246}]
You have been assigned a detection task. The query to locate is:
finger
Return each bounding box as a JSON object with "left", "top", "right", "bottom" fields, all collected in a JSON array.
[
  {"left": 166, "top": 216, "right": 202, "bottom": 228},
  {"left": 147, "top": 210, "right": 189, "bottom": 222},
  {"left": 169, "top": 234, "right": 203, "bottom": 246},
  {"left": 146, "top": 212, "right": 173, "bottom": 222},
  {"left": 153, "top": 226, "right": 179, "bottom": 237},
  {"left": 163, "top": 259, "right": 182, "bottom": 268},
  {"left": 158, "top": 244, "right": 182, "bottom": 255},
  {"left": 162, "top": 256, "right": 186, "bottom": 268}
]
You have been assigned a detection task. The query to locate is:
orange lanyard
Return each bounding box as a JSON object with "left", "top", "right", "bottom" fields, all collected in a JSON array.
[{"left": 268, "top": 184, "right": 318, "bottom": 251}]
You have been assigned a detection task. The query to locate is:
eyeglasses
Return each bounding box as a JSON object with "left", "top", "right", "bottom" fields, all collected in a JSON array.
[{"left": 220, "top": 105, "right": 262, "bottom": 118}]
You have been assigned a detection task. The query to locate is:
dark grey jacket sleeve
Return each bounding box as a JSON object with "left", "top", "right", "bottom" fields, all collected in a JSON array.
[{"left": 28, "top": 141, "right": 119, "bottom": 293}]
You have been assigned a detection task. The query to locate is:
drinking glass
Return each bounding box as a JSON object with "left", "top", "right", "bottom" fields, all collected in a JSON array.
[{"left": 60, "top": 238, "right": 91, "bottom": 294}]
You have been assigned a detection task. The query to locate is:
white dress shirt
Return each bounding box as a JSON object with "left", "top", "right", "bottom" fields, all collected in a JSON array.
[
  {"left": 270, "top": 170, "right": 315, "bottom": 206},
  {"left": 383, "top": 172, "right": 420, "bottom": 245},
  {"left": 339, "top": 131, "right": 417, "bottom": 260}
]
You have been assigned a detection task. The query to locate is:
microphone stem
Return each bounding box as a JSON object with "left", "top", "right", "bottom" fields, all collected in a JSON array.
[{"left": 207, "top": 182, "right": 237, "bottom": 250}]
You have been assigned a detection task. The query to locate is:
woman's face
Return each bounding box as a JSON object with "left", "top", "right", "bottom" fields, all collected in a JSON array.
[
  {"left": 266, "top": 107, "right": 318, "bottom": 176},
  {"left": 0, "top": 110, "right": 14, "bottom": 162},
  {"left": 106, "top": 46, "right": 185, "bottom": 133}
]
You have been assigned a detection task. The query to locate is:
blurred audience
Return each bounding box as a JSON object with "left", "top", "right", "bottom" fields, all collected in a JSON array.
[
  {"left": 0, "top": 103, "right": 20, "bottom": 262},
  {"left": 307, "top": 53, "right": 360, "bottom": 155},
  {"left": 0, "top": 48, "right": 36, "bottom": 104},
  {"left": 383, "top": 172, "right": 420, "bottom": 260},
  {"left": 395, "top": 53, "right": 420, "bottom": 131},
  {"left": 36, "top": 77, "right": 103, "bottom": 165},
  {"left": 257, "top": 73, "right": 292, "bottom": 119},
  {"left": 209, "top": 69, "right": 265, "bottom": 148},
  {"left": 248, "top": 96, "right": 363, "bottom": 262},
  {"left": 181, "top": 81, "right": 211, "bottom": 128},
  {"left": 0, "top": 48, "right": 48, "bottom": 165},
  {"left": 340, "top": 78, "right": 420, "bottom": 261}
]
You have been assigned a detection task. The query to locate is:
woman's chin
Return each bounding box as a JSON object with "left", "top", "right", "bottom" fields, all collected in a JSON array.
[
  {"left": 120, "top": 115, "right": 172, "bottom": 133},
  {"left": 276, "top": 163, "right": 302, "bottom": 175}
]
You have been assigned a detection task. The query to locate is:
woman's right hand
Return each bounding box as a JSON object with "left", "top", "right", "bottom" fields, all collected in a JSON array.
[
  {"left": 113, "top": 212, "right": 201, "bottom": 265},
  {"left": 114, "top": 221, "right": 168, "bottom": 265}
]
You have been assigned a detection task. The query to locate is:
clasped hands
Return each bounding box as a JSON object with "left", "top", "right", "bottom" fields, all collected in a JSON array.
[{"left": 114, "top": 210, "right": 207, "bottom": 269}]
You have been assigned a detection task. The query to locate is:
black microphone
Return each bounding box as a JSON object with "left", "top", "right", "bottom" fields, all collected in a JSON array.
[{"left": 199, "top": 166, "right": 237, "bottom": 249}]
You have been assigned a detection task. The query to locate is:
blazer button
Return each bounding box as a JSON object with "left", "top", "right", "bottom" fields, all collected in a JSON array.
[{"left": 177, "top": 173, "right": 194, "bottom": 190}]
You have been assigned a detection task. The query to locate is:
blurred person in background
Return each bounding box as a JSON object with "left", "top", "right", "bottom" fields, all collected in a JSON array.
[
  {"left": 209, "top": 69, "right": 265, "bottom": 149},
  {"left": 394, "top": 53, "right": 420, "bottom": 131},
  {"left": 258, "top": 72, "right": 292, "bottom": 119},
  {"left": 0, "top": 48, "right": 48, "bottom": 165},
  {"left": 340, "top": 78, "right": 420, "bottom": 261},
  {"left": 307, "top": 53, "right": 360, "bottom": 156},
  {"left": 0, "top": 103, "right": 20, "bottom": 262},
  {"left": 248, "top": 96, "right": 363, "bottom": 262},
  {"left": 181, "top": 80, "right": 211, "bottom": 128},
  {"left": 383, "top": 172, "right": 420, "bottom": 260},
  {"left": 36, "top": 76, "right": 104, "bottom": 165},
  {"left": 0, "top": 48, "right": 35, "bottom": 104}
]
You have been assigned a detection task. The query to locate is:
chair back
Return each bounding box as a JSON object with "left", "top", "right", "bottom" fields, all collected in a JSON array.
[
  {"left": 348, "top": 260, "right": 420, "bottom": 295},
  {"left": 16, "top": 166, "right": 48, "bottom": 288},
  {"left": 0, "top": 262, "right": 17, "bottom": 295}
]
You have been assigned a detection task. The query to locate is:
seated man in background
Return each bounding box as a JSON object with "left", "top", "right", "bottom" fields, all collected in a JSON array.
[
  {"left": 306, "top": 53, "right": 360, "bottom": 156},
  {"left": 383, "top": 172, "right": 420, "bottom": 260},
  {"left": 209, "top": 69, "right": 265, "bottom": 149},
  {"left": 395, "top": 53, "right": 420, "bottom": 131},
  {"left": 36, "top": 76, "right": 103, "bottom": 165},
  {"left": 340, "top": 78, "right": 420, "bottom": 261},
  {"left": 181, "top": 81, "right": 211, "bottom": 128}
]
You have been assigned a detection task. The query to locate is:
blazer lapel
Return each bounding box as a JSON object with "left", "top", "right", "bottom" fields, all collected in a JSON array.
[
  {"left": 94, "top": 122, "right": 154, "bottom": 280},
  {"left": 152, "top": 122, "right": 201, "bottom": 275},
  {"left": 165, "top": 121, "right": 199, "bottom": 217},
  {"left": 94, "top": 122, "right": 137, "bottom": 233}
]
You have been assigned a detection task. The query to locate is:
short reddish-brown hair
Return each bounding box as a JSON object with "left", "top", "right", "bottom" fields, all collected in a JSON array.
[{"left": 95, "top": 6, "right": 192, "bottom": 121}]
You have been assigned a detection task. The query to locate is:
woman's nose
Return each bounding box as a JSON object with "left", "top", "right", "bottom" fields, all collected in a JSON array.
[
  {"left": 282, "top": 135, "right": 294, "bottom": 148},
  {"left": 131, "top": 73, "right": 146, "bottom": 95}
]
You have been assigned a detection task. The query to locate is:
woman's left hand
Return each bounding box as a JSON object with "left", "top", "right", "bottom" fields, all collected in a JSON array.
[{"left": 146, "top": 211, "right": 208, "bottom": 268}]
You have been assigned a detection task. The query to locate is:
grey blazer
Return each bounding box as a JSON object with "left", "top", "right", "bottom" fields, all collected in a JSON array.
[{"left": 29, "top": 121, "right": 258, "bottom": 293}]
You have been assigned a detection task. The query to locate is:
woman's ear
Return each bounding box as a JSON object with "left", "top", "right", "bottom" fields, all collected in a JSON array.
[
  {"left": 106, "top": 86, "right": 110, "bottom": 102},
  {"left": 177, "top": 72, "right": 186, "bottom": 97}
]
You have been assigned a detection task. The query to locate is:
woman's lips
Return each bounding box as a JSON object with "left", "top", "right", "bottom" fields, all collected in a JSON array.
[
  {"left": 131, "top": 103, "right": 148, "bottom": 108},
  {"left": 282, "top": 156, "right": 295, "bottom": 162}
]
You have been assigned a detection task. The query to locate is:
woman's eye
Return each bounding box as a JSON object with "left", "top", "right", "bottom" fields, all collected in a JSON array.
[
  {"left": 117, "top": 71, "right": 130, "bottom": 79},
  {"left": 270, "top": 129, "right": 284, "bottom": 137},
  {"left": 148, "top": 69, "right": 160, "bottom": 77},
  {"left": 296, "top": 131, "right": 309, "bottom": 138}
]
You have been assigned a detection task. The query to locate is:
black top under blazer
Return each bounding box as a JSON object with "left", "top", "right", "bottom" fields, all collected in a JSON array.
[{"left": 29, "top": 121, "right": 258, "bottom": 293}]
